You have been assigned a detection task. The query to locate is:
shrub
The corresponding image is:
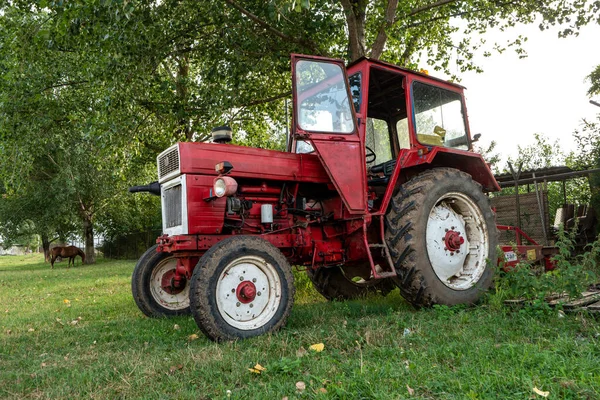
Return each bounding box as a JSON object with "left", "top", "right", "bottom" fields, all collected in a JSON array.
[{"left": 489, "top": 227, "right": 599, "bottom": 312}]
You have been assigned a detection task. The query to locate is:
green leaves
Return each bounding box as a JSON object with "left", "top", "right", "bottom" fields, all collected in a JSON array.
[{"left": 1, "top": 0, "right": 598, "bottom": 249}]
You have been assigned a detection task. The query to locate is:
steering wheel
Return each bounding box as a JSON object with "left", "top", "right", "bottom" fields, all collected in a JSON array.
[{"left": 365, "top": 146, "right": 376, "bottom": 164}]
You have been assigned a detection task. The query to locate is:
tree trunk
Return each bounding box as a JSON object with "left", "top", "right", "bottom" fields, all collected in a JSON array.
[
  {"left": 83, "top": 217, "right": 95, "bottom": 264},
  {"left": 340, "top": 0, "right": 368, "bottom": 61},
  {"left": 176, "top": 54, "right": 193, "bottom": 141},
  {"left": 41, "top": 233, "right": 51, "bottom": 262},
  {"left": 590, "top": 156, "right": 600, "bottom": 236}
]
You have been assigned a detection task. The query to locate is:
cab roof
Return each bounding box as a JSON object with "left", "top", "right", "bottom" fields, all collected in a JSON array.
[{"left": 348, "top": 57, "right": 466, "bottom": 90}]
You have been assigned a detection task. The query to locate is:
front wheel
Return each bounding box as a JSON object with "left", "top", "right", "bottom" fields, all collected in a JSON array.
[
  {"left": 131, "top": 245, "right": 191, "bottom": 317},
  {"left": 385, "top": 168, "right": 497, "bottom": 307},
  {"left": 189, "top": 236, "right": 295, "bottom": 341}
]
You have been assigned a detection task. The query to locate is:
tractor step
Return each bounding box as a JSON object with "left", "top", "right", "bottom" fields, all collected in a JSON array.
[{"left": 362, "top": 214, "right": 396, "bottom": 279}]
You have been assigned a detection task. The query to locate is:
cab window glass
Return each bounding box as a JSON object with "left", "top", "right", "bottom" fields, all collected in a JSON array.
[
  {"left": 349, "top": 73, "right": 361, "bottom": 113},
  {"left": 413, "top": 82, "right": 468, "bottom": 150},
  {"left": 295, "top": 140, "right": 315, "bottom": 154},
  {"left": 366, "top": 118, "right": 393, "bottom": 166},
  {"left": 295, "top": 60, "right": 355, "bottom": 134},
  {"left": 396, "top": 118, "right": 410, "bottom": 149}
]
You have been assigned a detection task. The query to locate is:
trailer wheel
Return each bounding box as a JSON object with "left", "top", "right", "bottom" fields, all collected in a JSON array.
[
  {"left": 131, "top": 245, "right": 191, "bottom": 317},
  {"left": 306, "top": 266, "right": 394, "bottom": 300},
  {"left": 189, "top": 236, "right": 295, "bottom": 341},
  {"left": 385, "top": 168, "right": 497, "bottom": 307}
]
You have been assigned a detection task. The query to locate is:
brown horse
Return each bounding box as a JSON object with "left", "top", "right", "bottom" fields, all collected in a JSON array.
[{"left": 50, "top": 246, "right": 86, "bottom": 269}]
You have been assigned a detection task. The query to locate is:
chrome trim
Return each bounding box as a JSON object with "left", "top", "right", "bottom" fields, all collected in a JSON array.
[
  {"left": 161, "top": 175, "right": 188, "bottom": 236},
  {"left": 157, "top": 144, "right": 181, "bottom": 183}
]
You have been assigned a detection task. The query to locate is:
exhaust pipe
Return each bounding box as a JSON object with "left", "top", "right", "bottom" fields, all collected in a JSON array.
[{"left": 128, "top": 181, "right": 161, "bottom": 196}]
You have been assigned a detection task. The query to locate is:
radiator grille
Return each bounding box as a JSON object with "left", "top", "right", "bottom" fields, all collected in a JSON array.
[
  {"left": 164, "top": 184, "right": 182, "bottom": 228},
  {"left": 158, "top": 147, "right": 180, "bottom": 181}
]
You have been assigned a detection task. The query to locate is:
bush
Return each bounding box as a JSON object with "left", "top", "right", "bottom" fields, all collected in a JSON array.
[{"left": 489, "top": 227, "right": 600, "bottom": 312}]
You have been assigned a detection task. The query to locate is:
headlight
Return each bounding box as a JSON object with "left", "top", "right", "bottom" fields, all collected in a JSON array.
[{"left": 213, "top": 177, "right": 238, "bottom": 197}]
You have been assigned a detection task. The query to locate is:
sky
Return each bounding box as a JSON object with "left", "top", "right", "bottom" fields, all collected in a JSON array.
[{"left": 433, "top": 23, "right": 600, "bottom": 168}]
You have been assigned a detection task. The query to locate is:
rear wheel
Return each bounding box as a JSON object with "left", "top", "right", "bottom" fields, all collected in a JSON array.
[
  {"left": 306, "top": 266, "right": 395, "bottom": 301},
  {"left": 385, "top": 168, "right": 497, "bottom": 307},
  {"left": 189, "top": 236, "right": 294, "bottom": 341},
  {"left": 131, "top": 245, "right": 191, "bottom": 317}
]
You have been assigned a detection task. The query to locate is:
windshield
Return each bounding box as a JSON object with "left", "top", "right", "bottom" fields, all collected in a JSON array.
[
  {"left": 295, "top": 60, "right": 355, "bottom": 134},
  {"left": 413, "top": 82, "right": 468, "bottom": 150}
]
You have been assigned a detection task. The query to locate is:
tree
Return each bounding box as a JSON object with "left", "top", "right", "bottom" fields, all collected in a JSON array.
[
  {"left": 0, "top": 6, "right": 171, "bottom": 262},
  {"left": 1, "top": 0, "right": 599, "bottom": 259},
  {"left": 568, "top": 116, "right": 600, "bottom": 231}
]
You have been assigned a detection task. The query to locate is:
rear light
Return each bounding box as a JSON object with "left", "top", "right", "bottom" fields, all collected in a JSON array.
[{"left": 213, "top": 177, "right": 238, "bottom": 197}]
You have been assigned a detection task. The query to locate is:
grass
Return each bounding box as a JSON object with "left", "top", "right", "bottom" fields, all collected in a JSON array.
[{"left": 1, "top": 254, "right": 599, "bottom": 399}]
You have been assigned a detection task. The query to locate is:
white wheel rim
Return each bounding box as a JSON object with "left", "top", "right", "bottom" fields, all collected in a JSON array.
[
  {"left": 150, "top": 257, "right": 190, "bottom": 310},
  {"left": 425, "top": 192, "right": 489, "bottom": 290},
  {"left": 216, "top": 255, "right": 281, "bottom": 331}
]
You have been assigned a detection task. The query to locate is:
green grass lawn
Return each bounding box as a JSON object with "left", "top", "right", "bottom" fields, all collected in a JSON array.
[{"left": 1, "top": 254, "right": 599, "bottom": 399}]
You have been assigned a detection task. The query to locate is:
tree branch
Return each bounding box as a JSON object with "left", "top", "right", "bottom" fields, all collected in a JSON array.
[
  {"left": 408, "top": 0, "right": 459, "bottom": 17},
  {"left": 399, "top": 36, "right": 420, "bottom": 66},
  {"left": 224, "top": 0, "right": 325, "bottom": 55},
  {"left": 339, "top": 0, "right": 359, "bottom": 60},
  {"left": 402, "top": 0, "right": 522, "bottom": 30},
  {"left": 240, "top": 91, "right": 291, "bottom": 108},
  {"left": 41, "top": 80, "right": 89, "bottom": 93}
]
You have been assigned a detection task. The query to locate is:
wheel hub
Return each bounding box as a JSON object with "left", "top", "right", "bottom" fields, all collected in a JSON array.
[
  {"left": 444, "top": 230, "right": 465, "bottom": 252},
  {"left": 215, "top": 256, "right": 281, "bottom": 330},
  {"left": 425, "top": 192, "right": 489, "bottom": 290},
  {"left": 236, "top": 281, "right": 257, "bottom": 303},
  {"left": 426, "top": 201, "right": 469, "bottom": 284},
  {"left": 150, "top": 257, "right": 190, "bottom": 310},
  {"left": 160, "top": 270, "right": 186, "bottom": 295}
]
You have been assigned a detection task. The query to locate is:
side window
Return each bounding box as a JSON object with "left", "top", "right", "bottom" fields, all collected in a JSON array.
[
  {"left": 366, "top": 118, "right": 393, "bottom": 165},
  {"left": 295, "top": 60, "right": 355, "bottom": 134},
  {"left": 295, "top": 140, "right": 315, "bottom": 154},
  {"left": 349, "top": 73, "right": 361, "bottom": 113},
  {"left": 413, "top": 82, "right": 468, "bottom": 150},
  {"left": 396, "top": 118, "right": 410, "bottom": 149}
]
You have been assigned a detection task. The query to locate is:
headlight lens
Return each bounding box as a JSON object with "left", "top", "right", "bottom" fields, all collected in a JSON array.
[
  {"left": 214, "top": 178, "right": 227, "bottom": 197},
  {"left": 213, "top": 177, "right": 238, "bottom": 197}
]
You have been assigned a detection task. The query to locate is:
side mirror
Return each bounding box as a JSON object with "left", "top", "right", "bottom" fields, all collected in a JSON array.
[{"left": 472, "top": 133, "right": 481, "bottom": 143}]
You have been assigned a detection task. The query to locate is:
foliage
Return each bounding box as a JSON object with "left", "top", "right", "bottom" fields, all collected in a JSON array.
[
  {"left": 587, "top": 64, "right": 600, "bottom": 96},
  {"left": 567, "top": 116, "right": 600, "bottom": 226},
  {"left": 505, "top": 133, "right": 563, "bottom": 172},
  {"left": 491, "top": 227, "right": 599, "bottom": 313},
  {"left": 1, "top": 0, "right": 599, "bottom": 250},
  {"left": 497, "top": 132, "right": 599, "bottom": 224},
  {"left": 473, "top": 140, "right": 501, "bottom": 172}
]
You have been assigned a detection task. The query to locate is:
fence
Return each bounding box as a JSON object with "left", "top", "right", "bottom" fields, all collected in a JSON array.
[
  {"left": 101, "top": 230, "right": 162, "bottom": 260},
  {"left": 491, "top": 190, "right": 551, "bottom": 245}
]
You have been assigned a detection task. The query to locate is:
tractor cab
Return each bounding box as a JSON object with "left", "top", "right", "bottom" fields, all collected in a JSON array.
[{"left": 289, "top": 55, "right": 493, "bottom": 216}]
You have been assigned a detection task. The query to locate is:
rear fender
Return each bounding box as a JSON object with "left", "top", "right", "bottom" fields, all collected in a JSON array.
[
  {"left": 379, "top": 148, "right": 499, "bottom": 213},
  {"left": 423, "top": 149, "right": 500, "bottom": 192}
]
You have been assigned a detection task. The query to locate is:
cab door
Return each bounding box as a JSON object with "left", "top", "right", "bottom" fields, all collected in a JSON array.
[{"left": 291, "top": 54, "right": 366, "bottom": 214}]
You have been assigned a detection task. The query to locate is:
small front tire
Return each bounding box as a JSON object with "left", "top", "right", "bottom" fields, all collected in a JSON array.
[
  {"left": 131, "top": 245, "right": 191, "bottom": 317},
  {"left": 189, "top": 236, "right": 295, "bottom": 341}
]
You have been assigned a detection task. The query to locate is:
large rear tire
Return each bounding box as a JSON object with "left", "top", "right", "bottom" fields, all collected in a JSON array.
[
  {"left": 385, "top": 168, "right": 497, "bottom": 307},
  {"left": 189, "top": 236, "right": 295, "bottom": 341},
  {"left": 131, "top": 245, "right": 191, "bottom": 317},
  {"left": 306, "top": 266, "right": 395, "bottom": 301}
]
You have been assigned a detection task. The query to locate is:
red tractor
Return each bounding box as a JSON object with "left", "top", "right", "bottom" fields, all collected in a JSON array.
[{"left": 130, "top": 54, "right": 500, "bottom": 341}]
